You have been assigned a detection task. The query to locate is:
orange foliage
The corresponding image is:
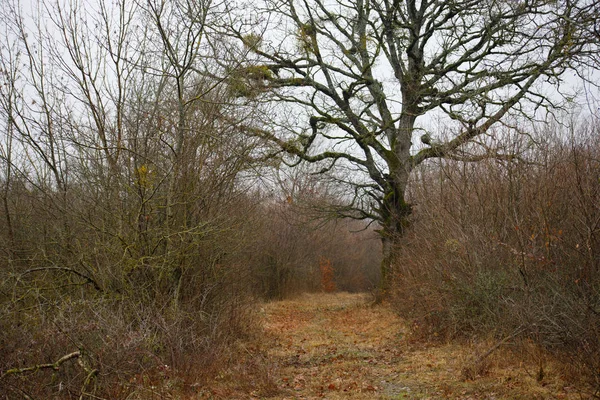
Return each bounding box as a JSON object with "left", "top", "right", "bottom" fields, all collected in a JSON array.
[{"left": 319, "top": 258, "right": 336, "bottom": 293}]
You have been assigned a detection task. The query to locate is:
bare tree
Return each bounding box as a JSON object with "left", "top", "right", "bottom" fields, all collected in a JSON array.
[{"left": 229, "top": 0, "right": 600, "bottom": 293}]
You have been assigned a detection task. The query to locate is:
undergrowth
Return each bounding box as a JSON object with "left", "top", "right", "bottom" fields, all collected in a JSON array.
[{"left": 392, "top": 123, "right": 600, "bottom": 397}]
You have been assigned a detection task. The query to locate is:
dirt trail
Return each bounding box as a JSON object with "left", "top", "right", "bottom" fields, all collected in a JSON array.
[{"left": 256, "top": 292, "right": 578, "bottom": 400}]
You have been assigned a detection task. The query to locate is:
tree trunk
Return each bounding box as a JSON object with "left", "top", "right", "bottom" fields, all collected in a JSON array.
[
  {"left": 379, "top": 236, "right": 396, "bottom": 297},
  {"left": 377, "top": 185, "right": 411, "bottom": 300},
  {"left": 377, "top": 113, "right": 415, "bottom": 300}
]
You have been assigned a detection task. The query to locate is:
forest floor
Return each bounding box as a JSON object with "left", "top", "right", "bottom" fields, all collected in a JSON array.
[{"left": 201, "top": 292, "right": 584, "bottom": 399}]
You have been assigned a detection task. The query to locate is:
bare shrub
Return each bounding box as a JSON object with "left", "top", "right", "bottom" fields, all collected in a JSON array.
[{"left": 392, "top": 120, "right": 600, "bottom": 394}]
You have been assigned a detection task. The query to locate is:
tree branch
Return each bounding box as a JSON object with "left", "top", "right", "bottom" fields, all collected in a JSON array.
[
  {"left": 21, "top": 266, "right": 103, "bottom": 292},
  {"left": 1, "top": 351, "right": 82, "bottom": 379}
]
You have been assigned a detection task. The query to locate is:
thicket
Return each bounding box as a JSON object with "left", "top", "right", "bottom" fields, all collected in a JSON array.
[
  {"left": 0, "top": 207, "right": 371, "bottom": 398},
  {"left": 0, "top": 162, "right": 378, "bottom": 397},
  {"left": 0, "top": 150, "right": 377, "bottom": 397},
  {"left": 392, "top": 120, "right": 600, "bottom": 395}
]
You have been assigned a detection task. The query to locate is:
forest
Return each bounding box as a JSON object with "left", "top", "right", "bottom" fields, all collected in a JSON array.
[{"left": 1, "top": 0, "right": 599, "bottom": 398}]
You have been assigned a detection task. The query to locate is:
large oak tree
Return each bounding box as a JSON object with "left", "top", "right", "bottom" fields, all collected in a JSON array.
[{"left": 230, "top": 0, "right": 599, "bottom": 292}]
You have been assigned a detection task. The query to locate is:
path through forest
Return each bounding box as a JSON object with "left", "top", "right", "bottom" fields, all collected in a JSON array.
[
  {"left": 202, "top": 292, "right": 580, "bottom": 399},
  {"left": 249, "top": 292, "right": 578, "bottom": 400}
]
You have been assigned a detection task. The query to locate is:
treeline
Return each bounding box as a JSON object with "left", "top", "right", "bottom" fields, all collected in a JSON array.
[{"left": 393, "top": 120, "right": 600, "bottom": 395}]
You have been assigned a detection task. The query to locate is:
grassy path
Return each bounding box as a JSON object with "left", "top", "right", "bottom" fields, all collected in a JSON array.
[
  {"left": 261, "top": 292, "right": 404, "bottom": 399},
  {"left": 250, "top": 292, "right": 578, "bottom": 400}
]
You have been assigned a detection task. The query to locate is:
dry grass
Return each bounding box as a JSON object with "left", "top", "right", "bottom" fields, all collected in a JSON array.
[
  {"left": 216, "top": 292, "right": 584, "bottom": 400},
  {"left": 178, "top": 292, "right": 589, "bottom": 399},
  {"left": 259, "top": 292, "right": 403, "bottom": 399}
]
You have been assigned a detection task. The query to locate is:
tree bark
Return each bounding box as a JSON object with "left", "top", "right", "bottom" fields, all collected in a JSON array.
[{"left": 378, "top": 112, "right": 415, "bottom": 299}]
